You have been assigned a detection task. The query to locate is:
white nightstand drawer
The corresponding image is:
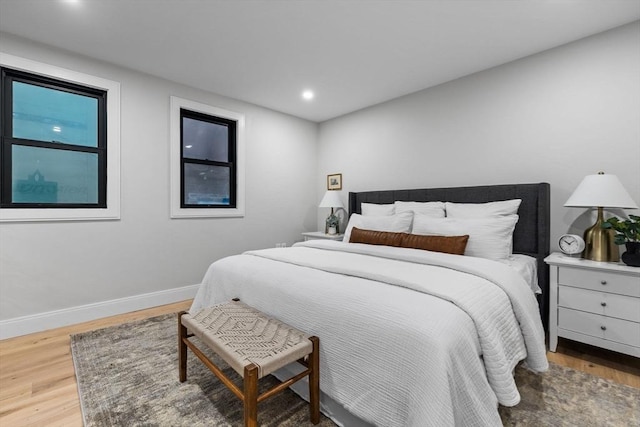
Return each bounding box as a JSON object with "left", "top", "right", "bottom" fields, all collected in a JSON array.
[
  {"left": 559, "top": 285, "right": 640, "bottom": 322},
  {"left": 559, "top": 266, "right": 640, "bottom": 297},
  {"left": 559, "top": 307, "right": 640, "bottom": 347}
]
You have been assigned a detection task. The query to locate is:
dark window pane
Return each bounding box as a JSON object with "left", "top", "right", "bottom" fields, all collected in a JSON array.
[
  {"left": 182, "top": 117, "right": 228, "bottom": 162},
  {"left": 12, "top": 145, "right": 99, "bottom": 204},
  {"left": 12, "top": 81, "right": 98, "bottom": 147},
  {"left": 183, "top": 163, "right": 230, "bottom": 206}
]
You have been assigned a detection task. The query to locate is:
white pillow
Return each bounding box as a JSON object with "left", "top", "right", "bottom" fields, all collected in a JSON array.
[
  {"left": 412, "top": 214, "right": 519, "bottom": 260},
  {"left": 445, "top": 199, "right": 521, "bottom": 218},
  {"left": 343, "top": 212, "right": 414, "bottom": 242},
  {"left": 394, "top": 201, "right": 445, "bottom": 218},
  {"left": 361, "top": 203, "right": 395, "bottom": 216}
]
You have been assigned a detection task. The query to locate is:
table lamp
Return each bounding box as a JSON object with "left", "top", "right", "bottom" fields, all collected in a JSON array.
[
  {"left": 319, "top": 190, "right": 344, "bottom": 235},
  {"left": 564, "top": 171, "right": 639, "bottom": 262}
]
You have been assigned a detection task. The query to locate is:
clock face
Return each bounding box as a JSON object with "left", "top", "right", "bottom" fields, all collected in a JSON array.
[{"left": 559, "top": 234, "right": 585, "bottom": 255}]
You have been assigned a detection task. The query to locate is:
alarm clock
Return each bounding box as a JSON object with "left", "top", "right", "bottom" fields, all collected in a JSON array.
[{"left": 559, "top": 234, "right": 586, "bottom": 255}]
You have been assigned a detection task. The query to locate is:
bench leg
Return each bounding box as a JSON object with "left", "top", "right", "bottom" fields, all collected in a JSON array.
[
  {"left": 309, "top": 336, "right": 320, "bottom": 424},
  {"left": 244, "top": 363, "right": 259, "bottom": 427},
  {"left": 178, "top": 312, "right": 188, "bottom": 382}
]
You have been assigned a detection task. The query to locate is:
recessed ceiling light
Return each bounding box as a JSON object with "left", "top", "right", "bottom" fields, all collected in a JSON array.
[
  {"left": 52, "top": 126, "right": 62, "bottom": 133},
  {"left": 302, "top": 90, "right": 314, "bottom": 101}
]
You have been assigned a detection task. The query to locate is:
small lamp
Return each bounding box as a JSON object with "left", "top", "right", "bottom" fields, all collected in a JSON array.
[
  {"left": 565, "top": 171, "right": 639, "bottom": 262},
  {"left": 319, "top": 190, "right": 344, "bottom": 235}
]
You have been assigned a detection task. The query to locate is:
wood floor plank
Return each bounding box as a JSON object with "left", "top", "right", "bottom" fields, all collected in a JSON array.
[
  {"left": 0, "top": 298, "right": 637, "bottom": 427},
  {"left": 1, "top": 347, "right": 71, "bottom": 382},
  {"left": 1, "top": 382, "right": 80, "bottom": 427}
]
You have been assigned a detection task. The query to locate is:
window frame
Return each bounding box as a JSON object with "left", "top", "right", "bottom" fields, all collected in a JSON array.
[
  {"left": 0, "top": 53, "right": 120, "bottom": 222},
  {"left": 1, "top": 67, "right": 108, "bottom": 209},
  {"left": 179, "top": 108, "right": 236, "bottom": 209},
  {"left": 170, "top": 96, "right": 245, "bottom": 219}
]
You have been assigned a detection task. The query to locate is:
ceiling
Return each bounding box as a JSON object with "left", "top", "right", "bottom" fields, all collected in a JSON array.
[{"left": 0, "top": 1, "right": 638, "bottom": 123}]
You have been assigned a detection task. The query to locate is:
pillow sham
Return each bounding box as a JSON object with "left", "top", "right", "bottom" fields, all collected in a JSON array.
[
  {"left": 343, "top": 211, "right": 413, "bottom": 242},
  {"left": 445, "top": 199, "right": 521, "bottom": 218},
  {"left": 348, "top": 227, "right": 469, "bottom": 255},
  {"left": 394, "top": 201, "right": 445, "bottom": 218},
  {"left": 361, "top": 203, "right": 395, "bottom": 216},
  {"left": 412, "top": 214, "right": 519, "bottom": 260}
]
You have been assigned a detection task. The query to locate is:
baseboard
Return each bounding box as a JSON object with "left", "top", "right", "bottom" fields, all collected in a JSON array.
[{"left": 0, "top": 284, "right": 200, "bottom": 340}]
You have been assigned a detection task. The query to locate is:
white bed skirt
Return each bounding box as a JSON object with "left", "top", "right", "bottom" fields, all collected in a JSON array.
[{"left": 273, "top": 365, "right": 374, "bottom": 427}]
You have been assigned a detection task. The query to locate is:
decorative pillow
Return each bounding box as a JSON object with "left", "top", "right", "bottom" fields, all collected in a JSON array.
[
  {"left": 412, "top": 214, "right": 519, "bottom": 260},
  {"left": 394, "top": 201, "right": 445, "bottom": 218},
  {"left": 445, "top": 199, "right": 521, "bottom": 218},
  {"left": 349, "top": 227, "right": 405, "bottom": 247},
  {"left": 343, "top": 212, "right": 414, "bottom": 242},
  {"left": 361, "top": 203, "right": 395, "bottom": 216},
  {"left": 401, "top": 234, "right": 469, "bottom": 255},
  {"left": 349, "top": 227, "right": 469, "bottom": 255}
]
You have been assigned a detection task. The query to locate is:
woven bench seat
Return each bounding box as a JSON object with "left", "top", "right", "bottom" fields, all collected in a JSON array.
[{"left": 178, "top": 300, "right": 320, "bottom": 427}]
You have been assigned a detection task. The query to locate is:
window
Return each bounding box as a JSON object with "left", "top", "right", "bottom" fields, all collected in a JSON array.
[
  {"left": 0, "top": 53, "right": 120, "bottom": 222},
  {"left": 180, "top": 109, "right": 235, "bottom": 208},
  {"left": 1, "top": 68, "right": 106, "bottom": 207},
  {"left": 170, "top": 97, "right": 245, "bottom": 218}
]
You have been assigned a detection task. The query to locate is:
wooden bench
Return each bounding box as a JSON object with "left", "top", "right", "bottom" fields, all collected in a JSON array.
[{"left": 178, "top": 299, "right": 320, "bottom": 427}]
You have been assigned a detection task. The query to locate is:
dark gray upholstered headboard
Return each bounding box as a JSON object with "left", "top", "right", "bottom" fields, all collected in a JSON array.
[{"left": 348, "top": 183, "right": 551, "bottom": 330}]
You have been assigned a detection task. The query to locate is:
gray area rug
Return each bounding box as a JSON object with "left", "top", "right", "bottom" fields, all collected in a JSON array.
[{"left": 71, "top": 314, "right": 639, "bottom": 426}]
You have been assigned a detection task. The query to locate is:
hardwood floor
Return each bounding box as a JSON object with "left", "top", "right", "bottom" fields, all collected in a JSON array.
[
  {"left": 0, "top": 300, "right": 191, "bottom": 427},
  {"left": 0, "top": 300, "right": 638, "bottom": 427},
  {"left": 547, "top": 338, "right": 640, "bottom": 388}
]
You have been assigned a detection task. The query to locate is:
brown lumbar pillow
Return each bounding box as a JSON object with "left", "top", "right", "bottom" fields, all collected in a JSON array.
[
  {"left": 349, "top": 227, "right": 468, "bottom": 256},
  {"left": 349, "top": 227, "right": 405, "bottom": 247},
  {"left": 400, "top": 234, "right": 469, "bottom": 255}
]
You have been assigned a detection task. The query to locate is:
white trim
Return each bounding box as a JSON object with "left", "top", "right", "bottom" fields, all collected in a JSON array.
[
  {"left": 0, "top": 284, "right": 199, "bottom": 339},
  {"left": 169, "top": 96, "right": 245, "bottom": 218},
  {"left": 0, "top": 52, "right": 121, "bottom": 222}
]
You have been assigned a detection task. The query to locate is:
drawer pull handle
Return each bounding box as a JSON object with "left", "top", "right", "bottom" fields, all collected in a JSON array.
[
  {"left": 600, "top": 280, "right": 607, "bottom": 285},
  {"left": 600, "top": 302, "right": 607, "bottom": 307},
  {"left": 600, "top": 326, "right": 607, "bottom": 331}
]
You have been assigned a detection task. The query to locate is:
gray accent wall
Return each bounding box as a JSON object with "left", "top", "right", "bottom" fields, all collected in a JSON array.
[{"left": 317, "top": 22, "right": 640, "bottom": 248}]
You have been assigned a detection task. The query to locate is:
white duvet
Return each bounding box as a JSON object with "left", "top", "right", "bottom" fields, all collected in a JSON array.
[{"left": 191, "top": 240, "right": 548, "bottom": 427}]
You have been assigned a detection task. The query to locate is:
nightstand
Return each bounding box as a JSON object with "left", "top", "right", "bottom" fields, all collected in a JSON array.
[
  {"left": 301, "top": 231, "right": 344, "bottom": 241},
  {"left": 545, "top": 252, "right": 640, "bottom": 357}
]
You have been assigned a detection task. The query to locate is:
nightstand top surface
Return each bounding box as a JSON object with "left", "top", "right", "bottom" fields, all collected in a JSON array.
[
  {"left": 302, "top": 231, "right": 344, "bottom": 240},
  {"left": 545, "top": 252, "right": 640, "bottom": 275}
]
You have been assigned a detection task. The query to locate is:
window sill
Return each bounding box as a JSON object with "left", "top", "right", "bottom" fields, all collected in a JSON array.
[
  {"left": 170, "top": 206, "right": 244, "bottom": 219},
  {"left": 0, "top": 206, "right": 120, "bottom": 222}
]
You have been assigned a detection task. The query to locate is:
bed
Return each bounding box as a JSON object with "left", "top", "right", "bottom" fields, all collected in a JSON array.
[{"left": 191, "top": 183, "right": 551, "bottom": 427}]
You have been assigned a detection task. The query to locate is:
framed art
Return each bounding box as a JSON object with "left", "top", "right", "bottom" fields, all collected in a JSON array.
[{"left": 327, "top": 173, "right": 342, "bottom": 190}]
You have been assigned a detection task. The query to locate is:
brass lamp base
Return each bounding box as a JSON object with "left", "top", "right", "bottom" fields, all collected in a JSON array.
[{"left": 582, "top": 207, "right": 619, "bottom": 262}]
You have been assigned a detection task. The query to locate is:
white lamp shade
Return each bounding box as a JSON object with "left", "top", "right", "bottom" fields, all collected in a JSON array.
[
  {"left": 319, "top": 191, "right": 344, "bottom": 208},
  {"left": 565, "top": 173, "right": 639, "bottom": 208}
]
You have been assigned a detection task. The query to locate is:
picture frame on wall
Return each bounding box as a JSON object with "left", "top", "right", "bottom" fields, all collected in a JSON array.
[{"left": 327, "top": 173, "right": 342, "bottom": 190}]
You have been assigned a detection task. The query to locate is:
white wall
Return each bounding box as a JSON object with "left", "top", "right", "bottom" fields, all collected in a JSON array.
[
  {"left": 0, "top": 34, "right": 318, "bottom": 332},
  {"left": 317, "top": 22, "right": 640, "bottom": 247},
  {"left": 2, "top": 22, "right": 638, "bottom": 336}
]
